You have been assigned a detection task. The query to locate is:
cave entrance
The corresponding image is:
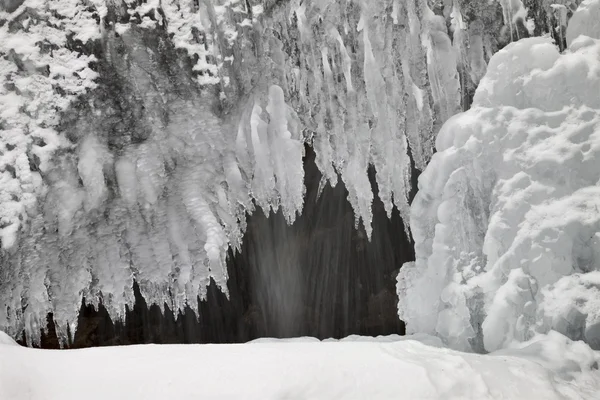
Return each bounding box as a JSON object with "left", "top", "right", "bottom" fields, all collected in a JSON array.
[
  {"left": 231, "top": 145, "right": 412, "bottom": 339},
  {"left": 30, "top": 146, "right": 412, "bottom": 348}
]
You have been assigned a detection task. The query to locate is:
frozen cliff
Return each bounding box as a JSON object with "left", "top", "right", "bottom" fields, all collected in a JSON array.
[{"left": 0, "top": 0, "right": 596, "bottom": 348}]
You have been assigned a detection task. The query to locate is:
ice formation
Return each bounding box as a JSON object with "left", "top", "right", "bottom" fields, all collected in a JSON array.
[
  {"left": 0, "top": 0, "right": 467, "bottom": 344},
  {"left": 1, "top": 0, "right": 595, "bottom": 348},
  {"left": 398, "top": 0, "right": 600, "bottom": 352}
]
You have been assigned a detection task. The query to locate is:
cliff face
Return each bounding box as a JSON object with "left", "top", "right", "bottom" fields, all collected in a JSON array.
[{"left": 0, "top": 0, "right": 566, "bottom": 345}]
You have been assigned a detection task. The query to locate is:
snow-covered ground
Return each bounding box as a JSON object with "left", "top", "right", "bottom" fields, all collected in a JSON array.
[{"left": 1, "top": 331, "right": 599, "bottom": 400}]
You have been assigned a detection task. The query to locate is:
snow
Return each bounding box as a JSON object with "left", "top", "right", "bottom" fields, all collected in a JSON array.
[
  {"left": 0, "top": 0, "right": 100, "bottom": 251},
  {"left": 0, "top": 331, "right": 18, "bottom": 346},
  {"left": 566, "top": 0, "right": 600, "bottom": 46},
  {"left": 0, "top": 332, "right": 598, "bottom": 400},
  {"left": 398, "top": 0, "right": 600, "bottom": 352},
  {"left": 159, "top": 0, "right": 222, "bottom": 85}
]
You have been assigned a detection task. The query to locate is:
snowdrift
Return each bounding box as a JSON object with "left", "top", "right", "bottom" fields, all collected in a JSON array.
[{"left": 1, "top": 333, "right": 599, "bottom": 400}]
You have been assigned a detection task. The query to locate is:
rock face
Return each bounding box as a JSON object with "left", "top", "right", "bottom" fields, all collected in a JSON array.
[{"left": 0, "top": 0, "right": 566, "bottom": 346}]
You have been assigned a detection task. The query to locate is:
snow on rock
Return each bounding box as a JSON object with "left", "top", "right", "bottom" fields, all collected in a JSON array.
[
  {"left": 0, "top": 332, "right": 598, "bottom": 399},
  {"left": 398, "top": 1, "right": 600, "bottom": 352},
  {"left": 0, "top": 0, "right": 100, "bottom": 251},
  {"left": 539, "top": 272, "right": 600, "bottom": 349}
]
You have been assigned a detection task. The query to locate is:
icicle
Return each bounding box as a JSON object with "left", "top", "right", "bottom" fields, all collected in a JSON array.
[
  {"left": 392, "top": 0, "right": 401, "bottom": 24},
  {"left": 421, "top": 5, "right": 461, "bottom": 130},
  {"left": 115, "top": 156, "right": 138, "bottom": 206},
  {"left": 331, "top": 28, "right": 354, "bottom": 93},
  {"left": 497, "top": 0, "right": 527, "bottom": 42},
  {"left": 249, "top": 103, "right": 276, "bottom": 214},
  {"left": 362, "top": 26, "right": 386, "bottom": 120},
  {"left": 77, "top": 135, "right": 110, "bottom": 211},
  {"left": 266, "top": 85, "right": 305, "bottom": 224}
]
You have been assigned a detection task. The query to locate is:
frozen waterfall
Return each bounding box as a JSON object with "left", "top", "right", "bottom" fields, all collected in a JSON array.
[
  {"left": 1, "top": 0, "right": 599, "bottom": 354},
  {"left": 0, "top": 0, "right": 459, "bottom": 344}
]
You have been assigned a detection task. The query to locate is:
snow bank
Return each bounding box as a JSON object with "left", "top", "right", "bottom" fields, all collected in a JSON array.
[
  {"left": 0, "top": 331, "right": 17, "bottom": 346},
  {"left": 1, "top": 332, "right": 598, "bottom": 399},
  {"left": 398, "top": 1, "right": 600, "bottom": 352}
]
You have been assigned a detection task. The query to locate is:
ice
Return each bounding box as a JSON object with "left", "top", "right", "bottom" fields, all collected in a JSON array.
[
  {"left": 498, "top": 0, "right": 527, "bottom": 30},
  {"left": 421, "top": 6, "right": 461, "bottom": 129},
  {"left": 266, "top": 85, "right": 305, "bottom": 224},
  {"left": 566, "top": 0, "right": 600, "bottom": 46},
  {"left": 4, "top": 0, "right": 594, "bottom": 345},
  {"left": 398, "top": 1, "right": 600, "bottom": 352},
  {"left": 77, "top": 136, "right": 111, "bottom": 212}
]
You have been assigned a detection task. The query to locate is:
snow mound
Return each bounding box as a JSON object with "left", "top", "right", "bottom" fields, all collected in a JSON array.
[
  {"left": 398, "top": 1, "right": 600, "bottom": 352},
  {"left": 0, "top": 332, "right": 598, "bottom": 399},
  {"left": 0, "top": 331, "right": 17, "bottom": 346}
]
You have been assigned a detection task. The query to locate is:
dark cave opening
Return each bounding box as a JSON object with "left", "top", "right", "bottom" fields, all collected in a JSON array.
[{"left": 23, "top": 145, "right": 414, "bottom": 348}]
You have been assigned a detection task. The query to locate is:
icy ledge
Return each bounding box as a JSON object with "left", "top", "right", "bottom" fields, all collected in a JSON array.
[
  {"left": 1, "top": 331, "right": 599, "bottom": 400},
  {"left": 398, "top": 0, "right": 600, "bottom": 352}
]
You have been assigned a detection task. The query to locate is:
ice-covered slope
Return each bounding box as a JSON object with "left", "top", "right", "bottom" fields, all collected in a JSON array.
[
  {"left": 1, "top": 332, "right": 599, "bottom": 400},
  {"left": 398, "top": 0, "right": 600, "bottom": 352}
]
